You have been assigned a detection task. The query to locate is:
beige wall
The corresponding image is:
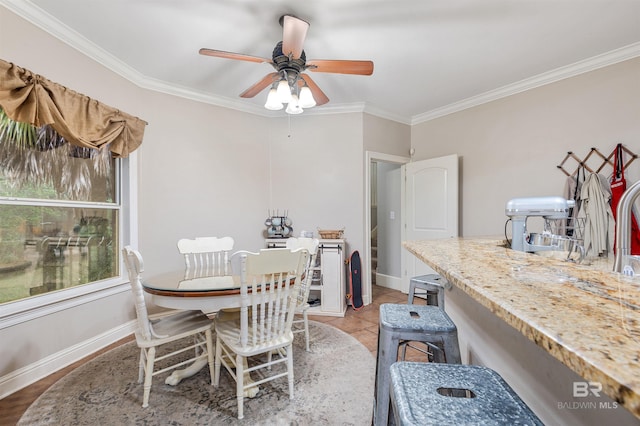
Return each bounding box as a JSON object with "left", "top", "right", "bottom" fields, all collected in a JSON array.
[
  {"left": 0, "top": 7, "right": 376, "bottom": 276},
  {"left": 267, "top": 113, "right": 364, "bottom": 251},
  {"left": 136, "top": 91, "right": 272, "bottom": 275},
  {"left": 0, "top": 6, "right": 370, "bottom": 383},
  {"left": 363, "top": 113, "right": 411, "bottom": 155},
  {"left": 411, "top": 57, "right": 640, "bottom": 237}
]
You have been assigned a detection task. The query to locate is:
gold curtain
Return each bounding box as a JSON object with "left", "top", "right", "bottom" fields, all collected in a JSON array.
[{"left": 0, "top": 59, "right": 146, "bottom": 158}]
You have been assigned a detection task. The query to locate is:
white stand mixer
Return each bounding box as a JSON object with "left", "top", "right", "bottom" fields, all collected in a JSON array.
[{"left": 505, "top": 196, "right": 576, "bottom": 252}]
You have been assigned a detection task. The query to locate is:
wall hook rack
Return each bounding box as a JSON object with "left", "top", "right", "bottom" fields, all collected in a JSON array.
[{"left": 556, "top": 145, "right": 638, "bottom": 177}]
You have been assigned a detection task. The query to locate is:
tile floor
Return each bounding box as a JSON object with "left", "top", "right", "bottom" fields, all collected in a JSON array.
[{"left": 309, "top": 283, "right": 408, "bottom": 358}]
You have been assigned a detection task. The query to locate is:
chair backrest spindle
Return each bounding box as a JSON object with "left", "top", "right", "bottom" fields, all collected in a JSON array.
[
  {"left": 178, "top": 236, "right": 234, "bottom": 278},
  {"left": 122, "top": 246, "right": 153, "bottom": 341},
  {"left": 235, "top": 248, "right": 308, "bottom": 350}
]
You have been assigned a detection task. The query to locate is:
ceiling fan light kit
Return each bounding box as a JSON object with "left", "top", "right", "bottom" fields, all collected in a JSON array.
[
  {"left": 199, "top": 14, "right": 374, "bottom": 115},
  {"left": 264, "top": 88, "right": 283, "bottom": 110},
  {"left": 276, "top": 77, "right": 293, "bottom": 103},
  {"left": 299, "top": 85, "right": 316, "bottom": 108},
  {"left": 285, "top": 94, "right": 303, "bottom": 115},
  {"left": 266, "top": 71, "right": 316, "bottom": 113}
]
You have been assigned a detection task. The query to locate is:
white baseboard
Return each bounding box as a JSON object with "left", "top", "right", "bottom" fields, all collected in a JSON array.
[
  {"left": 363, "top": 293, "right": 372, "bottom": 305},
  {"left": 375, "top": 273, "right": 403, "bottom": 292},
  {"left": 0, "top": 320, "right": 136, "bottom": 399}
]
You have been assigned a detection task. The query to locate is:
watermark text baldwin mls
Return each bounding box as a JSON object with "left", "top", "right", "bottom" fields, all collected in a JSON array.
[{"left": 557, "top": 382, "right": 618, "bottom": 410}]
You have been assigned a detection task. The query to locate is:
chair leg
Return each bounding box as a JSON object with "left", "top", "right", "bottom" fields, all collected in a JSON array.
[
  {"left": 137, "top": 348, "right": 145, "bottom": 383},
  {"left": 443, "top": 331, "right": 462, "bottom": 364},
  {"left": 205, "top": 329, "right": 215, "bottom": 385},
  {"left": 303, "top": 311, "right": 310, "bottom": 352},
  {"left": 236, "top": 353, "right": 245, "bottom": 420},
  {"left": 407, "top": 281, "right": 416, "bottom": 304},
  {"left": 399, "top": 341, "right": 407, "bottom": 360},
  {"left": 193, "top": 334, "right": 200, "bottom": 358},
  {"left": 375, "top": 329, "right": 397, "bottom": 426},
  {"left": 214, "top": 335, "right": 222, "bottom": 387},
  {"left": 287, "top": 344, "right": 294, "bottom": 399},
  {"left": 142, "top": 346, "right": 156, "bottom": 408}
]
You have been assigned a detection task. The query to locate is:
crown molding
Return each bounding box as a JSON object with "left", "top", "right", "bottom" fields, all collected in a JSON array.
[
  {"left": 0, "top": 0, "right": 274, "bottom": 116},
  {"left": 4, "top": 1, "right": 639, "bottom": 126},
  {"left": 1, "top": 0, "right": 390, "bottom": 120},
  {"left": 141, "top": 76, "right": 273, "bottom": 116},
  {"left": 363, "top": 104, "right": 411, "bottom": 125},
  {"left": 304, "top": 102, "right": 365, "bottom": 115},
  {"left": 411, "top": 42, "right": 640, "bottom": 125},
  {"left": 1, "top": 1, "right": 143, "bottom": 84}
]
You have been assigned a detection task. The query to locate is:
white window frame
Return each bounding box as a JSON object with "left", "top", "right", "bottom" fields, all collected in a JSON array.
[{"left": 0, "top": 152, "right": 138, "bottom": 330}]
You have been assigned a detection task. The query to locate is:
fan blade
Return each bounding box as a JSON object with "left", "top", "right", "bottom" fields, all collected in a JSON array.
[
  {"left": 240, "top": 72, "right": 279, "bottom": 98},
  {"left": 199, "top": 48, "right": 272, "bottom": 64},
  {"left": 281, "top": 15, "right": 309, "bottom": 60},
  {"left": 306, "top": 59, "right": 374, "bottom": 75},
  {"left": 299, "top": 74, "right": 329, "bottom": 106}
]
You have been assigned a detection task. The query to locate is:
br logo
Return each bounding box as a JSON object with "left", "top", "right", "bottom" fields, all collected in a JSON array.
[{"left": 573, "top": 381, "right": 602, "bottom": 397}]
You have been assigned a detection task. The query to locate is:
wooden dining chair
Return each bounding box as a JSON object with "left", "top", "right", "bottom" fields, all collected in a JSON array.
[
  {"left": 178, "top": 236, "right": 238, "bottom": 318},
  {"left": 122, "top": 246, "right": 215, "bottom": 408},
  {"left": 285, "top": 237, "right": 320, "bottom": 351},
  {"left": 213, "top": 248, "right": 309, "bottom": 419},
  {"left": 177, "top": 236, "right": 234, "bottom": 279}
]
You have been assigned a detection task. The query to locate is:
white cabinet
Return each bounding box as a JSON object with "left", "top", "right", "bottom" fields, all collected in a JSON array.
[{"left": 266, "top": 238, "right": 346, "bottom": 317}]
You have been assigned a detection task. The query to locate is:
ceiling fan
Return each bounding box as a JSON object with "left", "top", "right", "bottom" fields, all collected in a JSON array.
[{"left": 199, "top": 14, "right": 374, "bottom": 113}]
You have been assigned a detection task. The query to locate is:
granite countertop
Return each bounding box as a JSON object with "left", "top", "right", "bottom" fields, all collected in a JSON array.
[{"left": 403, "top": 237, "right": 640, "bottom": 419}]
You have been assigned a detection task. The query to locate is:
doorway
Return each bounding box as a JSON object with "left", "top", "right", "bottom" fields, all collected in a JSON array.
[
  {"left": 365, "top": 152, "right": 459, "bottom": 303},
  {"left": 364, "top": 152, "right": 410, "bottom": 304}
]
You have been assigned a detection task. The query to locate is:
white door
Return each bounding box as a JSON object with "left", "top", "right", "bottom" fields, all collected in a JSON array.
[{"left": 401, "top": 154, "right": 458, "bottom": 291}]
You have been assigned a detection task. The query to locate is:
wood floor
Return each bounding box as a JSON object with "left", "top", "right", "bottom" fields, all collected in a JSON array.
[{"left": 0, "top": 284, "right": 408, "bottom": 425}]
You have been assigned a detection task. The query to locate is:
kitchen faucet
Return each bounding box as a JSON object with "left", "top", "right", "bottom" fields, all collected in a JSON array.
[{"left": 613, "top": 179, "right": 640, "bottom": 272}]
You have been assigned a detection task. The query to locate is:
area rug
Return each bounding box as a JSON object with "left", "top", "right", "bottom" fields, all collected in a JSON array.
[{"left": 19, "top": 321, "right": 375, "bottom": 425}]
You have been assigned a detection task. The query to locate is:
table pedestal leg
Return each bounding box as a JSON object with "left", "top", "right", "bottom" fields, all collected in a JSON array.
[
  {"left": 165, "top": 358, "right": 207, "bottom": 386},
  {"left": 165, "top": 358, "right": 260, "bottom": 398}
]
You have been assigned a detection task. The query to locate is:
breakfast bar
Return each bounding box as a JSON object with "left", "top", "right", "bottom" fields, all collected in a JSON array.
[{"left": 403, "top": 238, "right": 640, "bottom": 425}]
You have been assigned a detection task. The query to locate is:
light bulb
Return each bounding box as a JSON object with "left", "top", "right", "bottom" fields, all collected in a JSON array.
[
  {"left": 277, "top": 79, "right": 292, "bottom": 103},
  {"left": 299, "top": 86, "right": 316, "bottom": 108},
  {"left": 285, "top": 94, "right": 303, "bottom": 114},
  {"left": 264, "top": 88, "right": 283, "bottom": 110}
]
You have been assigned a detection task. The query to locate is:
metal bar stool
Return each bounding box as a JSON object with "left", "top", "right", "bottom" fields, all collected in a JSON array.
[
  {"left": 390, "top": 362, "right": 543, "bottom": 426},
  {"left": 374, "top": 303, "right": 462, "bottom": 426},
  {"left": 408, "top": 273, "right": 449, "bottom": 308},
  {"left": 401, "top": 274, "right": 451, "bottom": 361}
]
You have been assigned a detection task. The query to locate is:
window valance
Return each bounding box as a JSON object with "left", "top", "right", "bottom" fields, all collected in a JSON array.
[{"left": 0, "top": 59, "right": 146, "bottom": 158}]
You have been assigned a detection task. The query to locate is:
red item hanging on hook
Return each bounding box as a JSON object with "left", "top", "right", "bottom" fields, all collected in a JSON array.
[{"left": 610, "top": 143, "right": 640, "bottom": 254}]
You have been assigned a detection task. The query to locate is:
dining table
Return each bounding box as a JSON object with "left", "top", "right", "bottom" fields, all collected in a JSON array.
[
  {"left": 143, "top": 270, "right": 245, "bottom": 312},
  {"left": 142, "top": 270, "right": 260, "bottom": 396}
]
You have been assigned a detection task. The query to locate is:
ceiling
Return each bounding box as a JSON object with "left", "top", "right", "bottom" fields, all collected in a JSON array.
[{"left": 4, "top": 0, "right": 640, "bottom": 124}]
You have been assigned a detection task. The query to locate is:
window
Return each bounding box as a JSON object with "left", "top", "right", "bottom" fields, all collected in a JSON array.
[
  {"left": 0, "top": 121, "right": 128, "bottom": 307},
  {"left": 0, "top": 61, "right": 145, "bottom": 323}
]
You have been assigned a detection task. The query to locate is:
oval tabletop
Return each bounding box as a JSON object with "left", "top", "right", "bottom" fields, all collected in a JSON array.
[{"left": 143, "top": 270, "right": 242, "bottom": 297}]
